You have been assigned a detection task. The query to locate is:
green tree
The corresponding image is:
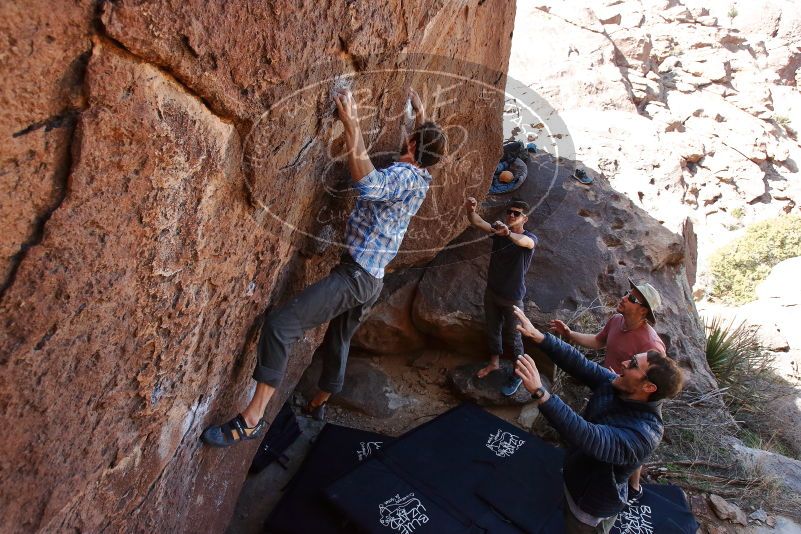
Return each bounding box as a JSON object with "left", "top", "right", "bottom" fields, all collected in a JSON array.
[{"left": 709, "top": 214, "right": 801, "bottom": 303}]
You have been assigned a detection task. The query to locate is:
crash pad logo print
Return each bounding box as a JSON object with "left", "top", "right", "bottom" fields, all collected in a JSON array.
[
  {"left": 612, "top": 505, "right": 654, "bottom": 534},
  {"left": 486, "top": 429, "right": 525, "bottom": 457},
  {"left": 355, "top": 440, "right": 383, "bottom": 462},
  {"left": 378, "top": 492, "right": 429, "bottom": 534}
]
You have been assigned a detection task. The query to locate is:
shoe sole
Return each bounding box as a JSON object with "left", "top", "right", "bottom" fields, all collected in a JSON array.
[{"left": 501, "top": 381, "right": 523, "bottom": 397}]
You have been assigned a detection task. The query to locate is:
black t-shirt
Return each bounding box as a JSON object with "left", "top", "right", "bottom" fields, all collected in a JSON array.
[{"left": 487, "top": 231, "right": 537, "bottom": 301}]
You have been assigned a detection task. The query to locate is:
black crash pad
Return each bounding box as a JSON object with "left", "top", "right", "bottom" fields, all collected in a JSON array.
[
  {"left": 478, "top": 455, "right": 698, "bottom": 534},
  {"left": 610, "top": 484, "right": 699, "bottom": 534},
  {"left": 263, "top": 423, "right": 393, "bottom": 534},
  {"left": 324, "top": 403, "right": 563, "bottom": 534}
]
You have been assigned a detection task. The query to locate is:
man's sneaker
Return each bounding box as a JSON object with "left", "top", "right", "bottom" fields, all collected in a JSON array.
[
  {"left": 572, "top": 168, "right": 594, "bottom": 185},
  {"left": 627, "top": 485, "right": 644, "bottom": 505},
  {"left": 501, "top": 376, "right": 523, "bottom": 397}
]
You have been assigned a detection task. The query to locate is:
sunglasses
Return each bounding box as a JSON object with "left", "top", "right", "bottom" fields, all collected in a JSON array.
[
  {"left": 625, "top": 291, "right": 645, "bottom": 306},
  {"left": 506, "top": 209, "right": 524, "bottom": 217}
]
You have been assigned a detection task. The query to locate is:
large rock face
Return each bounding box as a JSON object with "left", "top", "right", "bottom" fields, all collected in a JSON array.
[
  {"left": 0, "top": 2, "right": 514, "bottom": 532},
  {"left": 351, "top": 270, "right": 427, "bottom": 354},
  {"left": 0, "top": 41, "right": 270, "bottom": 534},
  {"left": 0, "top": 0, "right": 95, "bottom": 286},
  {"left": 100, "top": 0, "right": 510, "bottom": 269}
]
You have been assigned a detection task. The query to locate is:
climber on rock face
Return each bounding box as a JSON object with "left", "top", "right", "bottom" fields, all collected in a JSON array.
[
  {"left": 464, "top": 196, "right": 537, "bottom": 397},
  {"left": 201, "top": 87, "right": 447, "bottom": 448}
]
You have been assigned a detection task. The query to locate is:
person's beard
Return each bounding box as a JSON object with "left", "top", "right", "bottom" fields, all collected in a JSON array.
[{"left": 611, "top": 376, "right": 629, "bottom": 395}]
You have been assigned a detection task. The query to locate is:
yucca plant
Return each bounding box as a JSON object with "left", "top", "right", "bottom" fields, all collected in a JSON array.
[
  {"left": 703, "top": 316, "right": 800, "bottom": 461},
  {"left": 704, "top": 316, "right": 763, "bottom": 383},
  {"left": 705, "top": 316, "right": 779, "bottom": 416}
]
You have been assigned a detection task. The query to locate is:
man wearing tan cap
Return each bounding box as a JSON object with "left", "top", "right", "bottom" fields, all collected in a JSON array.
[
  {"left": 549, "top": 279, "right": 666, "bottom": 504},
  {"left": 549, "top": 279, "right": 665, "bottom": 374}
]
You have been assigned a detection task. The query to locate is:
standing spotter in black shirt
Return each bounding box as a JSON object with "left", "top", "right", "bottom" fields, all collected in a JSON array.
[{"left": 464, "top": 197, "right": 537, "bottom": 396}]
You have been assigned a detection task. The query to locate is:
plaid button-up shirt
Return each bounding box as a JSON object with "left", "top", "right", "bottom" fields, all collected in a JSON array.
[{"left": 345, "top": 162, "right": 432, "bottom": 278}]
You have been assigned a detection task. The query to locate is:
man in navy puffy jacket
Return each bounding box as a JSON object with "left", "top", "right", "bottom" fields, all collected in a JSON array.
[{"left": 511, "top": 306, "right": 683, "bottom": 533}]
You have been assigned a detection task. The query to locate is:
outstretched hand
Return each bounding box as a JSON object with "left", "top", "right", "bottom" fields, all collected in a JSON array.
[
  {"left": 515, "top": 354, "right": 544, "bottom": 395},
  {"left": 334, "top": 89, "right": 359, "bottom": 132},
  {"left": 512, "top": 305, "right": 544, "bottom": 343},
  {"left": 549, "top": 319, "right": 571, "bottom": 338}
]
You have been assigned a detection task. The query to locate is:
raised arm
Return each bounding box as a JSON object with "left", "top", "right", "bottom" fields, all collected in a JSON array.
[
  {"left": 550, "top": 319, "right": 604, "bottom": 350},
  {"left": 513, "top": 306, "right": 616, "bottom": 388},
  {"left": 481, "top": 216, "right": 534, "bottom": 248},
  {"left": 507, "top": 231, "right": 535, "bottom": 249},
  {"left": 514, "top": 353, "right": 655, "bottom": 465},
  {"left": 335, "top": 90, "right": 376, "bottom": 183},
  {"left": 464, "top": 197, "right": 493, "bottom": 234}
]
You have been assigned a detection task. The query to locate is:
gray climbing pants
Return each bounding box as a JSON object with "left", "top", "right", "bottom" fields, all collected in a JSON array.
[{"left": 253, "top": 258, "right": 383, "bottom": 394}]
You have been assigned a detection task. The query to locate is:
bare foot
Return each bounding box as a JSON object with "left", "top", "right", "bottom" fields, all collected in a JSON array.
[
  {"left": 304, "top": 391, "right": 331, "bottom": 412},
  {"left": 304, "top": 398, "right": 326, "bottom": 413},
  {"left": 476, "top": 362, "right": 500, "bottom": 379}
]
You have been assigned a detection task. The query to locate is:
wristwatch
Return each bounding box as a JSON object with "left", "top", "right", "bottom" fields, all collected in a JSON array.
[{"left": 531, "top": 387, "right": 547, "bottom": 400}]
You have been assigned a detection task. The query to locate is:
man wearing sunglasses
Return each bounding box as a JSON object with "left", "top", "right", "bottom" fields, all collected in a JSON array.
[
  {"left": 549, "top": 280, "right": 666, "bottom": 504},
  {"left": 550, "top": 280, "right": 665, "bottom": 375},
  {"left": 464, "top": 197, "right": 537, "bottom": 396},
  {"left": 512, "top": 306, "right": 683, "bottom": 533}
]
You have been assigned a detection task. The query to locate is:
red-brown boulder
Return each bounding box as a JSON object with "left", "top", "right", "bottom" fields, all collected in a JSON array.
[
  {"left": 0, "top": 0, "right": 95, "bottom": 284},
  {"left": 0, "top": 1, "right": 514, "bottom": 532}
]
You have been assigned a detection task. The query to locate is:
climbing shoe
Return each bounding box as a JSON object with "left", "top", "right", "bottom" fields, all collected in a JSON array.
[
  {"left": 201, "top": 414, "right": 267, "bottom": 448},
  {"left": 302, "top": 401, "right": 327, "bottom": 421}
]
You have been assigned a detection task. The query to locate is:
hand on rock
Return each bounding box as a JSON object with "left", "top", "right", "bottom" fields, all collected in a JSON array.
[
  {"left": 334, "top": 89, "right": 359, "bottom": 132},
  {"left": 409, "top": 88, "right": 424, "bottom": 113},
  {"left": 465, "top": 196, "right": 477, "bottom": 213}
]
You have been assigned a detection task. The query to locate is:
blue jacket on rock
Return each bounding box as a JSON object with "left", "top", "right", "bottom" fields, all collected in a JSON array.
[{"left": 537, "top": 333, "right": 665, "bottom": 519}]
